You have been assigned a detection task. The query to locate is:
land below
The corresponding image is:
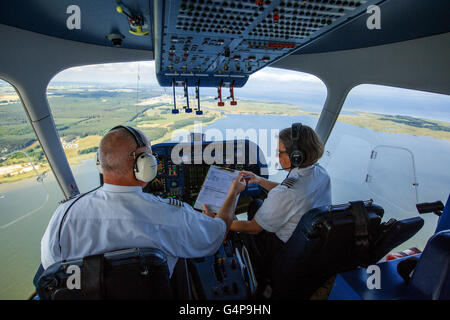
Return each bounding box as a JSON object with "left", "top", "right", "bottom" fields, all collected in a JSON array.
[{"left": 1, "top": 82, "right": 449, "bottom": 183}]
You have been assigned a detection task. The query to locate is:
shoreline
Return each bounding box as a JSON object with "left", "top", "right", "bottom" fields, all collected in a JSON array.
[
  {"left": 2, "top": 110, "right": 449, "bottom": 184},
  {"left": 0, "top": 113, "right": 226, "bottom": 185}
]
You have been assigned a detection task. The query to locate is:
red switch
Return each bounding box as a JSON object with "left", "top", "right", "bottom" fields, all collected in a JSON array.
[
  {"left": 217, "top": 85, "right": 224, "bottom": 106},
  {"left": 229, "top": 85, "right": 237, "bottom": 106},
  {"left": 273, "top": 11, "right": 279, "bottom": 22}
]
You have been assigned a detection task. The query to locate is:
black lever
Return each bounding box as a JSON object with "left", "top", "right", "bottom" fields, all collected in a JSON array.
[
  {"left": 397, "top": 256, "right": 420, "bottom": 284},
  {"left": 171, "top": 79, "right": 179, "bottom": 114},
  {"left": 416, "top": 201, "right": 444, "bottom": 217},
  {"left": 183, "top": 81, "right": 192, "bottom": 113}
]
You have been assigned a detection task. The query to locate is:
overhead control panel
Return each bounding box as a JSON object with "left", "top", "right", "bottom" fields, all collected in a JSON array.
[{"left": 154, "top": 0, "right": 376, "bottom": 88}]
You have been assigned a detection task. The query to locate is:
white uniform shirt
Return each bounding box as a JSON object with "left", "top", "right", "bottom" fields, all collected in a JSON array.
[
  {"left": 254, "top": 164, "right": 331, "bottom": 243},
  {"left": 41, "top": 183, "right": 226, "bottom": 275}
]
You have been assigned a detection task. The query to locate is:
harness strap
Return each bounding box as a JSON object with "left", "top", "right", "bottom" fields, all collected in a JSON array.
[
  {"left": 350, "top": 201, "right": 370, "bottom": 266},
  {"left": 81, "top": 254, "right": 105, "bottom": 299},
  {"left": 58, "top": 186, "right": 101, "bottom": 257}
]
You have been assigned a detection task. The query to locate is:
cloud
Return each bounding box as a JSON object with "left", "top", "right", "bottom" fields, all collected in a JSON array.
[
  {"left": 250, "top": 67, "right": 322, "bottom": 84},
  {"left": 46, "top": 61, "right": 450, "bottom": 120},
  {"left": 52, "top": 62, "right": 322, "bottom": 86},
  {"left": 52, "top": 61, "right": 157, "bottom": 83}
]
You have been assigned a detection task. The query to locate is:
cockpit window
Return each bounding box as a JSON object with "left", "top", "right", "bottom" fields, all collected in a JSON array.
[
  {"left": 0, "top": 64, "right": 328, "bottom": 299},
  {"left": 322, "top": 84, "right": 450, "bottom": 252},
  {"left": 48, "top": 63, "right": 327, "bottom": 185}
]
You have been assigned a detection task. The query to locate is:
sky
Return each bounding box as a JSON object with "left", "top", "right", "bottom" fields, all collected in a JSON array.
[{"left": 51, "top": 61, "right": 450, "bottom": 122}]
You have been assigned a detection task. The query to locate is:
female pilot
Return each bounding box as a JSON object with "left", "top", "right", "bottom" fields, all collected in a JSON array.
[{"left": 230, "top": 123, "right": 331, "bottom": 280}]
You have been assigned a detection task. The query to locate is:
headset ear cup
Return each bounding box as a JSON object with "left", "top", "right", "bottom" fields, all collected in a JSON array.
[
  {"left": 290, "top": 123, "right": 305, "bottom": 168},
  {"left": 96, "top": 151, "right": 103, "bottom": 174},
  {"left": 290, "top": 150, "right": 305, "bottom": 167},
  {"left": 134, "top": 153, "right": 158, "bottom": 182}
]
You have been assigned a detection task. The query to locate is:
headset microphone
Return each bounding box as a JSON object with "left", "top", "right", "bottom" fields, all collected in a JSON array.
[
  {"left": 275, "top": 162, "right": 292, "bottom": 170},
  {"left": 275, "top": 162, "right": 298, "bottom": 174}
]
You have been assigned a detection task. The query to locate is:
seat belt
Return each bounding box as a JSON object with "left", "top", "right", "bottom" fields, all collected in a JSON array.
[
  {"left": 81, "top": 254, "right": 105, "bottom": 299},
  {"left": 58, "top": 186, "right": 101, "bottom": 258},
  {"left": 350, "top": 201, "right": 370, "bottom": 266}
]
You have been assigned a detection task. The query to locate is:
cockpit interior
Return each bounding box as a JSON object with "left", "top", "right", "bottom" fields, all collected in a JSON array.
[{"left": 0, "top": 0, "right": 449, "bottom": 302}]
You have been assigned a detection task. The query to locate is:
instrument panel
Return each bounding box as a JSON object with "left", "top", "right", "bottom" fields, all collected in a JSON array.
[
  {"left": 144, "top": 139, "right": 268, "bottom": 213},
  {"left": 155, "top": 0, "right": 373, "bottom": 87}
]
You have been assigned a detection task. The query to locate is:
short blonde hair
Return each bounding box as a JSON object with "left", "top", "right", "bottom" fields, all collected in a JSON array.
[{"left": 279, "top": 125, "right": 324, "bottom": 168}]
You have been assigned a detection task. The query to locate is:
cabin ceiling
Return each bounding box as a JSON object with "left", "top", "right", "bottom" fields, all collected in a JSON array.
[
  {"left": 293, "top": 0, "right": 450, "bottom": 54},
  {"left": 0, "top": 0, "right": 153, "bottom": 50},
  {"left": 0, "top": 1, "right": 448, "bottom": 52},
  {"left": 0, "top": 0, "right": 449, "bottom": 89}
]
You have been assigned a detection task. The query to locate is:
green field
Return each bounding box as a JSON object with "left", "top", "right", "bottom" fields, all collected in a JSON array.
[
  {"left": 337, "top": 111, "right": 450, "bottom": 140},
  {"left": 0, "top": 83, "right": 224, "bottom": 183},
  {"left": 202, "top": 98, "right": 318, "bottom": 116}
]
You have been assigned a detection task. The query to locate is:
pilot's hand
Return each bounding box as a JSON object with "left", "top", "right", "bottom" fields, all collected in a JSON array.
[
  {"left": 229, "top": 174, "right": 247, "bottom": 196},
  {"left": 239, "top": 170, "right": 261, "bottom": 185},
  {"left": 202, "top": 204, "right": 215, "bottom": 218}
]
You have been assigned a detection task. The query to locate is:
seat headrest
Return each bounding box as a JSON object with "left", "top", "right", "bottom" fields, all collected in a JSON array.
[
  {"left": 407, "top": 230, "right": 450, "bottom": 300},
  {"left": 36, "top": 248, "right": 172, "bottom": 300},
  {"left": 435, "top": 194, "right": 450, "bottom": 233}
]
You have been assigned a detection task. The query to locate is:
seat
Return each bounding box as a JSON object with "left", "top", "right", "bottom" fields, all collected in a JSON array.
[
  {"left": 266, "top": 200, "right": 424, "bottom": 299},
  {"left": 406, "top": 230, "right": 450, "bottom": 300},
  {"left": 36, "top": 248, "right": 173, "bottom": 300},
  {"left": 435, "top": 194, "right": 450, "bottom": 233}
]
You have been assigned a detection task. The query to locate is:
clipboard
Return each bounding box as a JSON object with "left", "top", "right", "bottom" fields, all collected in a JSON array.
[{"left": 193, "top": 165, "right": 240, "bottom": 214}]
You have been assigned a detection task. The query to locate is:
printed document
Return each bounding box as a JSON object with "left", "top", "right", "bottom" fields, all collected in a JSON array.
[{"left": 194, "top": 166, "right": 240, "bottom": 214}]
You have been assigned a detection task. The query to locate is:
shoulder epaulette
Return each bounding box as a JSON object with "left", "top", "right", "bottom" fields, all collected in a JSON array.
[
  {"left": 58, "top": 186, "right": 100, "bottom": 205},
  {"left": 168, "top": 198, "right": 183, "bottom": 207},
  {"left": 58, "top": 194, "right": 80, "bottom": 205},
  {"left": 281, "top": 177, "right": 298, "bottom": 188}
]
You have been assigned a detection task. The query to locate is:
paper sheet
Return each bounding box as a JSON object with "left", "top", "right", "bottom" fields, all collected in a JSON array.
[{"left": 194, "top": 165, "right": 240, "bottom": 214}]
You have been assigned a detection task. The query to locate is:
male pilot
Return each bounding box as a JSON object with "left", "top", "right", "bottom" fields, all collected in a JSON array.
[{"left": 41, "top": 126, "right": 246, "bottom": 276}]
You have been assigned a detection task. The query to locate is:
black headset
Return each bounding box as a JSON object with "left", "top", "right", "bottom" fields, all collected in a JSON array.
[
  {"left": 97, "top": 125, "right": 145, "bottom": 172},
  {"left": 110, "top": 125, "right": 146, "bottom": 148},
  {"left": 290, "top": 123, "right": 306, "bottom": 168}
]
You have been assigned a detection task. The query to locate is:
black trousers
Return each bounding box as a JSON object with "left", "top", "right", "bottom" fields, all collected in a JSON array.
[{"left": 246, "top": 199, "right": 284, "bottom": 286}]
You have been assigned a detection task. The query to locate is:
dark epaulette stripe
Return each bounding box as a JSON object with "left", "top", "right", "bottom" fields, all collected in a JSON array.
[
  {"left": 281, "top": 177, "right": 297, "bottom": 188},
  {"left": 168, "top": 198, "right": 182, "bottom": 207}
]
